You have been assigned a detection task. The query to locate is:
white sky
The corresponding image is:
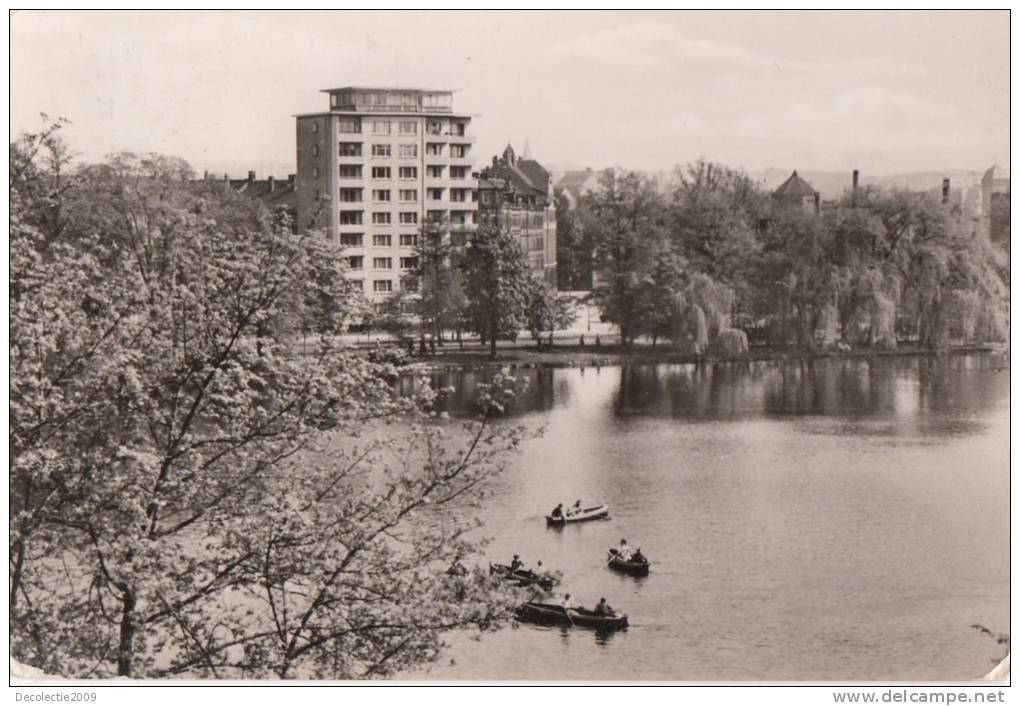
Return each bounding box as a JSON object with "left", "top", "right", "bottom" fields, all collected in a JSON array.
[{"left": 9, "top": 10, "right": 1011, "bottom": 177}]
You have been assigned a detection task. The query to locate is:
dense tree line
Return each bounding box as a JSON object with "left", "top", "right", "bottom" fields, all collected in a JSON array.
[
  {"left": 10, "top": 125, "right": 529, "bottom": 678},
  {"left": 564, "top": 161, "right": 1008, "bottom": 351}
]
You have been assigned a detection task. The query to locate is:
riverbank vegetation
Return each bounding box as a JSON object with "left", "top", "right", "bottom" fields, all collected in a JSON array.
[
  {"left": 574, "top": 162, "right": 1009, "bottom": 354},
  {"left": 10, "top": 125, "right": 529, "bottom": 678}
]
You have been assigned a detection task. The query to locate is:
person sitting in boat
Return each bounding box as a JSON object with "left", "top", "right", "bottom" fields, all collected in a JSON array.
[
  {"left": 560, "top": 593, "right": 574, "bottom": 610},
  {"left": 567, "top": 499, "right": 582, "bottom": 516},
  {"left": 550, "top": 503, "right": 565, "bottom": 520},
  {"left": 618, "top": 538, "right": 630, "bottom": 560},
  {"left": 594, "top": 597, "right": 616, "bottom": 617},
  {"left": 509, "top": 554, "right": 524, "bottom": 572},
  {"left": 630, "top": 548, "right": 647, "bottom": 564}
]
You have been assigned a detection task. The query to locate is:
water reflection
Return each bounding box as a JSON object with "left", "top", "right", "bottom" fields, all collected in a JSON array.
[
  {"left": 404, "top": 354, "right": 1009, "bottom": 434},
  {"left": 403, "top": 353, "right": 1008, "bottom": 680}
]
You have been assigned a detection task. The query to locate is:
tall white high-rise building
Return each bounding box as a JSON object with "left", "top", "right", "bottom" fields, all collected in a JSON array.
[{"left": 295, "top": 87, "right": 477, "bottom": 302}]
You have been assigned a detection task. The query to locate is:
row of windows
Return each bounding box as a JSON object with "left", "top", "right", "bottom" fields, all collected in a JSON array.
[
  {"left": 336, "top": 165, "right": 472, "bottom": 180},
  {"left": 335, "top": 143, "right": 471, "bottom": 160},
  {"left": 361, "top": 278, "right": 418, "bottom": 294},
  {"left": 347, "top": 256, "right": 419, "bottom": 271},
  {"left": 341, "top": 233, "right": 420, "bottom": 248}
]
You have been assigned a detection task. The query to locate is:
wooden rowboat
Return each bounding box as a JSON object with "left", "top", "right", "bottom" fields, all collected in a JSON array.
[
  {"left": 515, "top": 602, "right": 628, "bottom": 631},
  {"left": 545, "top": 504, "right": 610, "bottom": 526},
  {"left": 489, "top": 562, "right": 556, "bottom": 591},
  {"left": 607, "top": 548, "right": 650, "bottom": 576}
]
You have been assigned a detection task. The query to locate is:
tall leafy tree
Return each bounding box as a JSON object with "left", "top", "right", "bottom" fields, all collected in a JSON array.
[
  {"left": 586, "top": 170, "right": 667, "bottom": 346},
  {"left": 412, "top": 214, "right": 466, "bottom": 344},
  {"left": 10, "top": 132, "right": 529, "bottom": 678},
  {"left": 462, "top": 224, "right": 532, "bottom": 358}
]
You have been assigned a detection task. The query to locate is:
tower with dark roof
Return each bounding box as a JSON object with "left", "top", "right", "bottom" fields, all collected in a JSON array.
[
  {"left": 773, "top": 170, "right": 820, "bottom": 215},
  {"left": 477, "top": 143, "right": 557, "bottom": 286}
]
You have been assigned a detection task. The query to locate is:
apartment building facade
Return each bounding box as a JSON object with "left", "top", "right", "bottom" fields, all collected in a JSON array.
[
  {"left": 295, "top": 87, "right": 477, "bottom": 302},
  {"left": 477, "top": 144, "right": 557, "bottom": 286}
]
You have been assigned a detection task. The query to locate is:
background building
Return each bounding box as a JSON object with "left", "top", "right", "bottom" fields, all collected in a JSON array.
[
  {"left": 294, "top": 87, "right": 477, "bottom": 302},
  {"left": 772, "top": 170, "right": 820, "bottom": 214},
  {"left": 981, "top": 165, "right": 1010, "bottom": 247},
  {"left": 477, "top": 144, "right": 557, "bottom": 286}
]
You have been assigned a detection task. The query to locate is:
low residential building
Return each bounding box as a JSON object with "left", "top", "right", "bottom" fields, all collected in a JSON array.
[
  {"left": 773, "top": 170, "right": 820, "bottom": 214},
  {"left": 555, "top": 169, "right": 599, "bottom": 209},
  {"left": 477, "top": 144, "right": 557, "bottom": 286}
]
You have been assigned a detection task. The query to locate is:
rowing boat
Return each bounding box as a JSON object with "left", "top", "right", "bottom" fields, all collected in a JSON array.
[
  {"left": 515, "top": 602, "right": 629, "bottom": 631},
  {"left": 607, "top": 548, "right": 650, "bottom": 576},
  {"left": 489, "top": 563, "right": 556, "bottom": 591},
  {"left": 545, "top": 504, "right": 610, "bottom": 526}
]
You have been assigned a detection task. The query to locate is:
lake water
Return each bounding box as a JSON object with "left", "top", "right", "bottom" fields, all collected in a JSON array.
[{"left": 402, "top": 354, "right": 1010, "bottom": 681}]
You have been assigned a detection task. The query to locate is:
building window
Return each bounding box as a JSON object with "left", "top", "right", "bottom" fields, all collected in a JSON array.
[
  {"left": 450, "top": 189, "right": 468, "bottom": 203},
  {"left": 399, "top": 166, "right": 417, "bottom": 179},
  {"left": 399, "top": 121, "right": 418, "bottom": 135},
  {"left": 373, "top": 257, "right": 392, "bottom": 270},
  {"left": 372, "top": 121, "right": 391, "bottom": 135},
  {"left": 339, "top": 211, "right": 363, "bottom": 225},
  {"left": 337, "top": 118, "right": 359, "bottom": 134},
  {"left": 399, "top": 233, "right": 418, "bottom": 247},
  {"left": 450, "top": 166, "right": 469, "bottom": 179},
  {"left": 373, "top": 234, "right": 392, "bottom": 247},
  {"left": 427, "top": 188, "right": 444, "bottom": 201},
  {"left": 372, "top": 166, "right": 391, "bottom": 179},
  {"left": 426, "top": 120, "right": 443, "bottom": 135},
  {"left": 399, "top": 190, "right": 418, "bottom": 202},
  {"left": 373, "top": 280, "right": 393, "bottom": 293},
  {"left": 348, "top": 255, "right": 364, "bottom": 270},
  {"left": 339, "top": 143, "right": 362, "bottom": 157},
  {"left": 450, "top": 122, "right": 466, "bottom": 136},
  {"left": 482, "top": 191, "right": 494, "bottom": 203},
  {"left": 426, "top": 143, "right": 443, "bottom": 156},
  {"left": 451, "top": 212, "right": 468, "bottom": 226},
  {"left": 427, "top": 165, "right": 444, "bottom": 178},
  {"left": 312, "top": 145, "right": 319, "bottom": 157},
  {"left": 450, "top": 144, "right": 467, "bottom": 158},
  {"left": 373, "top": 190, "right": 391, "bottom": 202},
  {"left": 372, "top": 144, "right": 391, "bottom": 158},
  {"left": 312, "top": 167, "right": 319, "bottom": 178},
  {"left": 372, "top": 212, "right": 392, "bottom": 225},
  {"left": 340, "top": 233, "right": 364, "bottom": 247},
  {"left": 339, "top": 165, "right": 362, "bottom": 179},
  {"left": 531, "top": 236, "right": 544, "bottom": 251},
  {"left": 399, "top": 212, "right": 418, "bottom": 225},
  {"left": 402, "top": 277, "right": 418, "bottom": 293},
  {"left": 400, "top": 256, "right": 418, "bottom": 270},
  {"left": 398, "top": 144, "right": 418, "bottom": 158},
  {"left": 311, "top": 122, "right": 319, "bottom": 134},
  {"left": 339, "top": 188, "right": 362, "bottom": 203}
]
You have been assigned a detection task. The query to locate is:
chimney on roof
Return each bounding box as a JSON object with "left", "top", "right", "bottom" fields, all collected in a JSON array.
[
  {"left": 268, "top": 176, "right": 275, "bottom": 192},
  {"left": 248, "top": 170, "right": 256, "bottom": 183},
  {"left": 852, "top": 169, "right": 859, "bottom": 190},
  {"left": 942, "top": 178, "right": 950, "bottom": 204},
  {"left": 288, "top": 174, "right": 296, "bottom": 188},
  {"left": 203, "top": 170, "right": 209, "bottom": 181}
]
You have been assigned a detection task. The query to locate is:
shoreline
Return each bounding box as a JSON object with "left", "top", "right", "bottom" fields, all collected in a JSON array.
[{"left": 400, "top": 343, "right": 1008, "bottom": 373}]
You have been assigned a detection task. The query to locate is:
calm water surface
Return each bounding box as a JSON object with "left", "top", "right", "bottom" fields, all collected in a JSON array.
[{"left": 402, "top": 355, "right": 1009, "bottom": 681}]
